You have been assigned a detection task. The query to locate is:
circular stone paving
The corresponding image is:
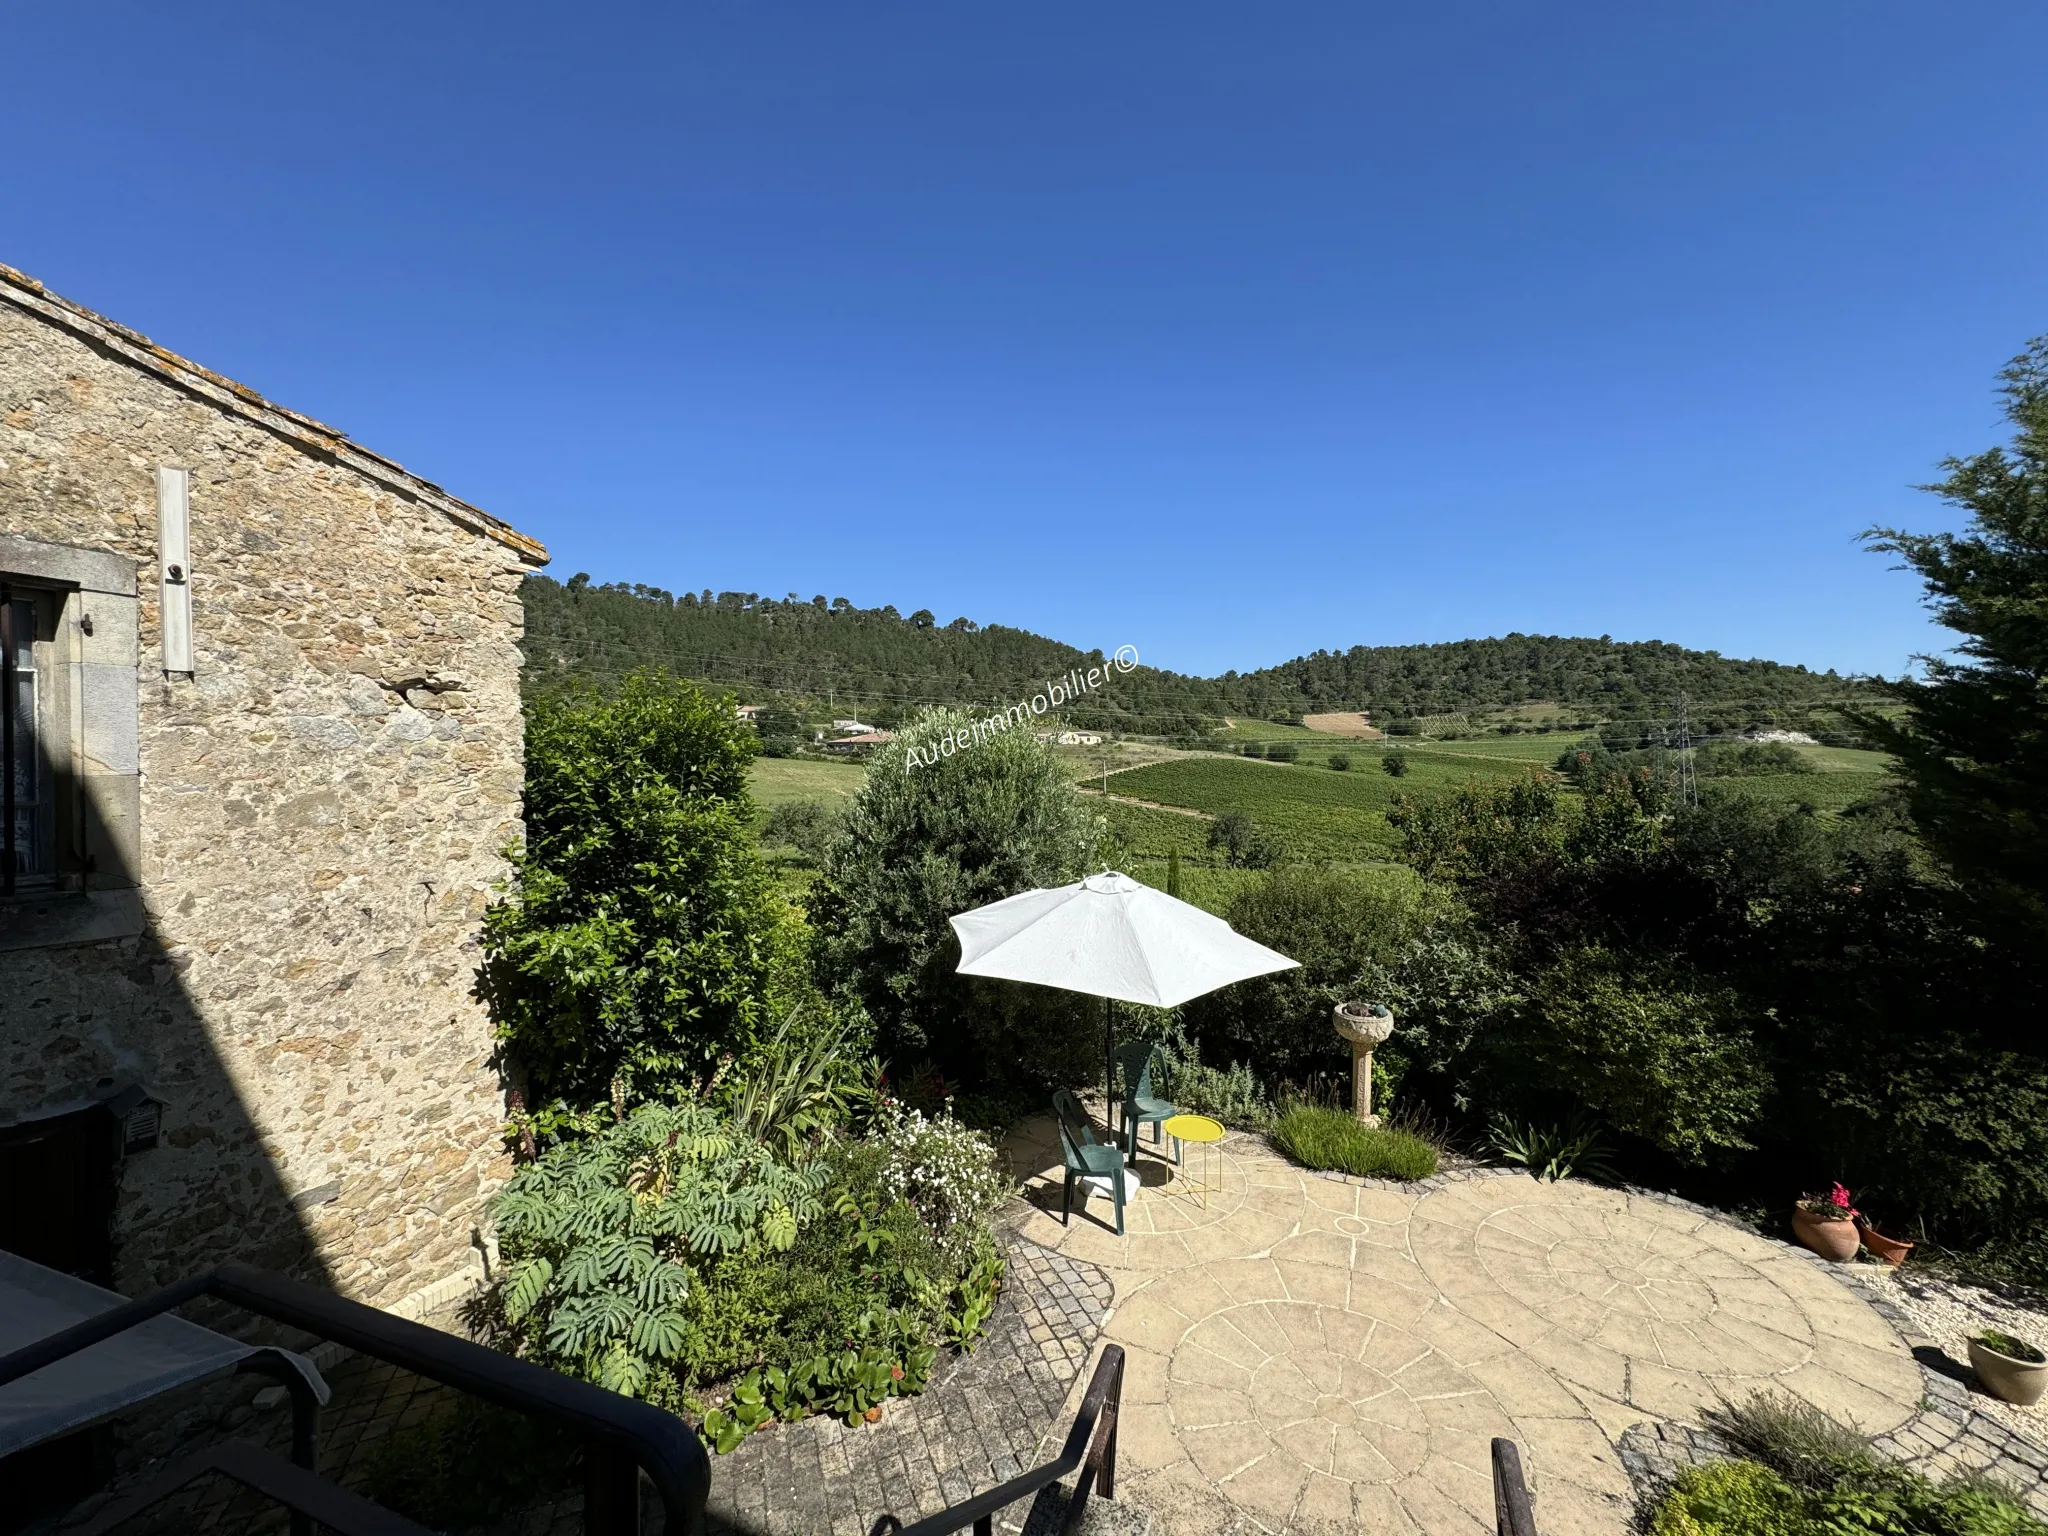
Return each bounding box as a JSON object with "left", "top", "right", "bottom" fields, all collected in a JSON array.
[{"left": 1002, "top": 1119, "right": 1929, "bottom": 1536}]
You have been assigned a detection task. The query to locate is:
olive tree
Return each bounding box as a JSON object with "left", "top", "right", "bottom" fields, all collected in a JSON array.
[{"left": 809, "top": 709, "right": 1104, "bottom": 1082}]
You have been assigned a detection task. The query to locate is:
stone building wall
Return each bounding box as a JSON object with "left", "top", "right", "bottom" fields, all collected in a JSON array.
[{"left": 0, "top": 275, "right": 544, "bottom": 1306}]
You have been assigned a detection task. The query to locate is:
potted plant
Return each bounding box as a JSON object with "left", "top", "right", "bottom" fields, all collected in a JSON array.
[
  {"left": 1856, "top": 1218, "right": 1914, "bottom": 1268},
  {"left": 1792, "top": 1183, "right": 1862, "bottom": 1262},
  {"left": 1968, "top": 1330, "right": 2047, "bottom": 1408}
]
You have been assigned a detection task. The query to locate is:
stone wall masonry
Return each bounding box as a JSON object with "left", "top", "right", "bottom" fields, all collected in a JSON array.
[{"left": 0, "top": 293, "right": 538, "bottom": 1306}]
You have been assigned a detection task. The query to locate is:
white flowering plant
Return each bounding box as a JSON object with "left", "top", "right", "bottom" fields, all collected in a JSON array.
[{"left": 873, "top": 1100, "right": 1011, "bottom": 1263}]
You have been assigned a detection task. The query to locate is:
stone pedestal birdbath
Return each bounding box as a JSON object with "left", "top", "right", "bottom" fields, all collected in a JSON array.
[{"left": 1333, "top": 1003, "right": 1394, "bottom": 1127}]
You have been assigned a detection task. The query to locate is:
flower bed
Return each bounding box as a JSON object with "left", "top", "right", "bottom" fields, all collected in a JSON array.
[{"left": 478, "top": 1097, "right": 1009, "bottom": 1453}]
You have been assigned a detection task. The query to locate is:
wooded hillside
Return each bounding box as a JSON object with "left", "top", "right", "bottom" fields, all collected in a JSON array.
[{"left": 522, "top": 575, "right": 1878, "bottom": 735}]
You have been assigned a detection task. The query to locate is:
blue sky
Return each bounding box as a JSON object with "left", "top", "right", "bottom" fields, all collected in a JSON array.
[{"left": 4, "top": 3, "right": 2043, "bottom": 681}]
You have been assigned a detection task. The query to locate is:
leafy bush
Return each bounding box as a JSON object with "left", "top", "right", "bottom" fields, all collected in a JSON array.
[
  {"left": 728, "top": 1009, "right": 873, "bottom": 1159},
  {"left": 1207, "top": 810, "right": 1280, "bottom": 869},
  {"left": 481, "top": 671, "right": 813, "bottom": 1115},
  {"left": 488, "top": 1101, "right": 830, "bottom": 1397},
  {"left": 1649, "top": 1460, "right": 1804, "bottom": 1536},
  {"left": 1694, "top": 740, "right": 1814, "bottom": 778},
  {"left": 1328, "top": 753, "right": 1352, "bottom": 771},
  {"left": 1148, "top": 1032, "right": 1273, "bottom": 1128},
  {"left": 1266, "top": 742, "right": 1300, "bottom": 764},
  {"left": 762, "top": 798, "right": 843, "bottom": 862},
  {"left": 1184, "top": 865, "right": 1435, "bottom": 1078},
  {"left": 809, "top": 707, "right": 1103, "bottom": 1081},
  {"left": 873, "top": 1101, "right": 1013, "bottom": 1266},
  {"left": 1514, "top": 946, "right": 1768, "bottom": 1165},
  {"left": 484, "top": 1092, "right": 1012, "bottom": 1455},
  {"left": 1382, "top": 750, "right": 1410, "bottom": 777},
  {"left": 1270, "top": 1105, "right": 1439, "bottom": 1180}
]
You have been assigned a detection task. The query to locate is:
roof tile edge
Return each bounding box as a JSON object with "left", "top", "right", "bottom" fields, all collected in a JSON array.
[{"left": 0, "top": 262, "right": 549, "bottom": 567}]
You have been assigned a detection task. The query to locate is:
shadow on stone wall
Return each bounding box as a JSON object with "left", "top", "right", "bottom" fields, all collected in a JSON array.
[
  {"left": 0, "top": 921, "right": 331, "bottom": 1295},
  {"left": 2, "top": 710, "right": 329, "bottom": 1297}
]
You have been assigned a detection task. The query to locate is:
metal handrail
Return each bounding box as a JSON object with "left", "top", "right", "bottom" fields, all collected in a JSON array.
[
  {"left": 0, "top": 1260, "right": 709, "bottom": 1536},
  {"left": 879, "top": 1343, "right": 1125, "bottom": 1536},
  {"left": 1492, "top": 1437, "right": 1538, "bottom": 1536}
]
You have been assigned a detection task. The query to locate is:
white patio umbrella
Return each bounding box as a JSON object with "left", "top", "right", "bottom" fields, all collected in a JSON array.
[{"left": 949, "top": 871, "right": 1299, "bottom": 1126}]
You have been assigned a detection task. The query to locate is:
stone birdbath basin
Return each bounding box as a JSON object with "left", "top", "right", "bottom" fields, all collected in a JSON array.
[{"left": 1333, "top": 1002, "right": 1394, "bottom": 1127}]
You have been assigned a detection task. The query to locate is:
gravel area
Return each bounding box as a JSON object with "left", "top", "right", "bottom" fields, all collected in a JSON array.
[{"left": 1864, "top": 1263, "right": 2048, "bottom": 1441}]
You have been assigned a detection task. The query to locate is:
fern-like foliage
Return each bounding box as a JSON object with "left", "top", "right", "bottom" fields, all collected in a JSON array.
[{"left": 487, "top": 1102, "right": 826, "bottom": 1395}]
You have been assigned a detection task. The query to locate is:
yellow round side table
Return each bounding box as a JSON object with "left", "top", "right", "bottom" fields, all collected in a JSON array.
[{"left": 1161, "top": 1114, "right": 1225, "bottom": 1208}]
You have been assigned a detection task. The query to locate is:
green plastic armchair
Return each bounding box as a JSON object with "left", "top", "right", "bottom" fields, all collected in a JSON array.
[
  {"left": 1114, "top": 1040, "right": 1181, "bottom": 1164},
  {"left": 1053, "top": 1089, "right": 1128, "bottom": 1236}
]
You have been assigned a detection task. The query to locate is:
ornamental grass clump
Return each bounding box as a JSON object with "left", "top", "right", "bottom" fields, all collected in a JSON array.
[{"left": 1270, "top": 1104, "right": 1439, "bottom": 1181}]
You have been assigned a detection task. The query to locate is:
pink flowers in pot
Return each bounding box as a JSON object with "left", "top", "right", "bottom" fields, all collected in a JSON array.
[{"left": 1798, "top": 1182, "right": 1859, "bottom": 1222}]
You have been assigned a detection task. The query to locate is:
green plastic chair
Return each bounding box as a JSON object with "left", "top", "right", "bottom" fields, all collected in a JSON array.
[
  {"left": 1053, "top": 1089, "right": 1128, "bottom": 1236},
  {"left": 1114, "top": 1041, "right": 1181, "bottom": 1165}
]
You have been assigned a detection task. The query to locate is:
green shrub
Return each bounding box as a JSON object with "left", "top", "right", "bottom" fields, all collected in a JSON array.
[
  {"left": 762, "top": 798, "right": 843, "bottom": 862},
  {"left": 481, "top": 671, "right": 813, "bottom": 1117},
  {"left": 1382, "top": 750, "right": 1410, "bottom": 777},
  {"left": 1266, "top": 742, "right": 1299, "bottom": 764},
  {"left": 1185, "top": 865, "right": 1435, "bottom": 1078},
  {"left": 1270, "top": 1105, "right": 1439, "bottom": 1180},
  {"left": 1488, "top": 1113, "right": 1616, "bottom": 1182},
  {"left": 487, "top": 1102, "right": 830, "bottom": 1397},
  {"left": 484, "top": 1095, "right": 1012, "bottom": 1455},
  {"left": 727, "top": 1008, "right": 873, "bottom": 1160},
  {"left": 1514, "top": 945, "right": 1768, "bottom": 1165},
  {"left": 1328, "top": 752, "right": 1351, "bottom": 771},
  {"left": 1694, "top": 740, "right": 1814, "bottom": 778},
  {"left": 1649, "top": 1460, "right": 1804, "bottom": 1536},
  {"left": 1154, "top": 1037, "right": 1272, "bottom": 1128},
  {"left": 809, "top": 707, "right": 1102, "bottom": 1081},
  {"left": 1207, "top": 810, "right": 1280, "bottom": 869},
  {"left": 1652, "top": 1394, "right": 2048, "bottom": 1536}
]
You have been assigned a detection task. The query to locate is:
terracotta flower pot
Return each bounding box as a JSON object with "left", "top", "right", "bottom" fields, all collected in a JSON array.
[
  {"left": 1858, "top": 1225, "right": 1915, "bottom": 1268},
  {"left": 1792, "top": 1207, "right": 1861, "bottom": 1262},
  {"left": 1968, "top": 1337, "right": 2048, "bottom": 1407}
]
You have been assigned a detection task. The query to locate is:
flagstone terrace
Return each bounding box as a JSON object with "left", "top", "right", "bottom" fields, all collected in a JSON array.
[{"left": 997, "top": 1113, "right": 2048, "bottom": 1536}]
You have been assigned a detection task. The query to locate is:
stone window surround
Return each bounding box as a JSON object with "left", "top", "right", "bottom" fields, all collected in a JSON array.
[{"left": 0, "top": 532, "right": 144, "bottom": 951}]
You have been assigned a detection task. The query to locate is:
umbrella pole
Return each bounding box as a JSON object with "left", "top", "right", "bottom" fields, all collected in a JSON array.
[{"left": 1104, "top": 996, "right": 1115, "bottom": 1144}]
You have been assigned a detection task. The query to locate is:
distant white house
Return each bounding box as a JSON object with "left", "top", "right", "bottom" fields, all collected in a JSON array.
[
  {"left": 735, "top": 703, "right": 762, "bottom": 721},
  {"left": 831, "top": 718, "right": 876, "bottom": 736},
  {"left": 1058, "top": 730, "right": 1103, "bottom": 747}
]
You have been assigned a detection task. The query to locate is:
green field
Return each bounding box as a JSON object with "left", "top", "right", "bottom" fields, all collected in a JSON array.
[
  {"left": 1788, "top": 744, "right": 1893, "bottom": 773},
  {"left": 1214, "top": 719, "right": 1340, "bottom": 744},
  {"left": 1704, "top": 772, "right": 1890, "bottom": 817},
  {"left": 1107, "top": 753, "right": 1531, "bottom": 862},
  {"left": 748, "top": 755, "right": 868, "bottom": 810},
  {"left": 1398, "top": 734, "right": 1584, "bottom": 764}
]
